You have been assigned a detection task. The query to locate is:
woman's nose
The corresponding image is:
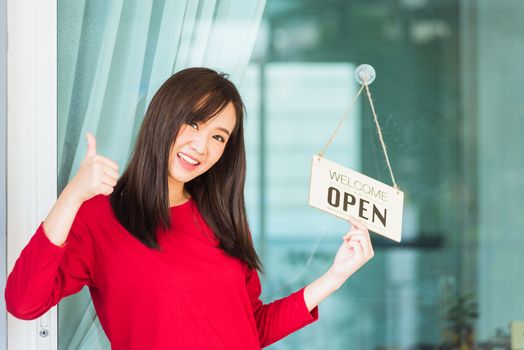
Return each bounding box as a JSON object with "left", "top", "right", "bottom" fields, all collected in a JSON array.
[{"left": 189, "top": 133, "right": 206, "bottom": 155}]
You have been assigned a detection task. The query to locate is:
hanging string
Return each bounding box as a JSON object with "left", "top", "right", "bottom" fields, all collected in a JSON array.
[
  {"left": 363, "top": 83, "right": 398, "bottom": 190},
  {"left": 318, "top": 83, "right": 366, "bottom": 159},
  {"left": 272, "top": 69, "right": 400, "bottom": 298},
  {"left": 317, "top": 77, "right": 399, "bottom": 190}
]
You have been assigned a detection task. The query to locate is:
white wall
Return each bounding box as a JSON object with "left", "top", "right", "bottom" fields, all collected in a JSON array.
[{"left": 1, "top": 0, "right": 7, "bottom": 347}]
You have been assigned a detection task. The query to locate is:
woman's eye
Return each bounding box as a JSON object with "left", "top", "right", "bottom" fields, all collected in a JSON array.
[
  {"left": 188, "top": 122, "right": 198, "bottom": 129},
  {"left": 213, "top": 135, "right": 225, "bottom": 143}
]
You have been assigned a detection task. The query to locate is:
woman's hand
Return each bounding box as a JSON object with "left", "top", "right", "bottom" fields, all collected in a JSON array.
[
  {"left": 328, "top": 216, "right": 375, "bottom": 285},
  {"left": 303, "top": 217, "right": 375, "bottom": 311},
  {"left": 41, "top": 132, "right": 120, "bottom": 247},
  {"left": 66, "top": 132, "right": 120, "bottom": 204}
]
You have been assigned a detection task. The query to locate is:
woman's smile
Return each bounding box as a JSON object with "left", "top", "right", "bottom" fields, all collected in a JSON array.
[{"left": 177, "top": 152, "right": 201, "bottom": 169}]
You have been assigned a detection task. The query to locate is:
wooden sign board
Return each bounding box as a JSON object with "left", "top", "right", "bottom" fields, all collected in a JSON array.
[{"left": 308, "top": 155, "right": 404, "bottom": 242}]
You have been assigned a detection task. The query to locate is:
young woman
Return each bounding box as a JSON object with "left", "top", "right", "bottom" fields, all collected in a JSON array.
[{"left": 5, "top": 67, "right": 374, "bottom": 349}]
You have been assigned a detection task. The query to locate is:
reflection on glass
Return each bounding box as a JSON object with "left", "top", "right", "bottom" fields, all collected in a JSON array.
[{"left": 248, "top": 1, "right": 524, "bottom": 349}]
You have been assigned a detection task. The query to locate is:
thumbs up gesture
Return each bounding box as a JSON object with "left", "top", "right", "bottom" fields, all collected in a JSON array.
[{"left": 67, "top": 132, "right": 120, "bottom": 203}]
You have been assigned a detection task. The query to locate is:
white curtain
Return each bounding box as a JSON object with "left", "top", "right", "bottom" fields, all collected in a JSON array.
[{"left": 57, "top": 0, "right": 266, "bottom": 348}]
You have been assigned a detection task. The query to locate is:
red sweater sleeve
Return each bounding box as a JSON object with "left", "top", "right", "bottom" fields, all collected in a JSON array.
[
  {"left": 246, "top": 267, "right": 319, "bottom": 348},
  {"left": 5, "top": 214, "right": 96, "bottom": 320}
]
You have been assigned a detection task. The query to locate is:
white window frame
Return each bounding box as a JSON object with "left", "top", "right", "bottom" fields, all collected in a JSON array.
[{"left": 6, "top": 0, "right": 57, "bottom": 349}]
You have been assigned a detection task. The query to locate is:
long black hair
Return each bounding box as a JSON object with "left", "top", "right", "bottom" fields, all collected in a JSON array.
[{"left": 110, "top": 67, "right": 262, "bottom": 271}]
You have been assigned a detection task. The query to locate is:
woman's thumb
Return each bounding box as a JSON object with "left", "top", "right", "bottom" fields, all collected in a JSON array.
[{"left": 85, "top": 132, "right": 97, "bottom": 158}]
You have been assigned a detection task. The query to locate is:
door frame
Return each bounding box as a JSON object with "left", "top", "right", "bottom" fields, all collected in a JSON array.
[{"left": 6, "top": 0, "right": 57, "bottom": 349}]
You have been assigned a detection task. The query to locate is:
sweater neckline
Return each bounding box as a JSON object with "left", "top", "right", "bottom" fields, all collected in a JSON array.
[{"left": 169, "top": 197, "right": 193, "bottom": 211}]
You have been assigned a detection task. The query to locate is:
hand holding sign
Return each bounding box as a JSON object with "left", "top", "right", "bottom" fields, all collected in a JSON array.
[
  {"left": 303, "top": 65, "right": 402, "bottom": 311},
  {"left": 329, "top": 216, "right": 375, "bottom": 283}
]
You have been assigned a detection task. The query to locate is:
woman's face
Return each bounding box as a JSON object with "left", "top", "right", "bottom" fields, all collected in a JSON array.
[{"left": 168, "top": 102, "right": 237, "bottom": 187}]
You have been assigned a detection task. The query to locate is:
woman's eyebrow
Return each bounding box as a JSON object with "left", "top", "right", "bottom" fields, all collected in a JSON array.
[{"left": 216, "top": 127, "right": 231, "bottom": 136}]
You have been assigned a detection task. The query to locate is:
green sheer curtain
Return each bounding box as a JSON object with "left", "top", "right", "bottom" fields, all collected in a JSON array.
[{"left": 57, "top": 1, "right": 266, "bottom": 348}]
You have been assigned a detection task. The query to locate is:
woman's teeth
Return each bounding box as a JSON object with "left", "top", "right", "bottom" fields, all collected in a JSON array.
[{"left": 178, "top": 153, "right": 199, "bottom": 165}]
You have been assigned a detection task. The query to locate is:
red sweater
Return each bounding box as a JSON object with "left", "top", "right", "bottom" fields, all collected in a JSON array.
[{"left": 5, "top": 195, "right": 318, "bottom": 349}]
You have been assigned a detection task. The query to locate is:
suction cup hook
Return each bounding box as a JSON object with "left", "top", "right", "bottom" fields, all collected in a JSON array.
[{"left": 354, "top": 64, "right": 376, "bottom": 85}]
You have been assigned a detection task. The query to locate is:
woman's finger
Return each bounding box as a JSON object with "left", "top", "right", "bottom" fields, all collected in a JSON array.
[
  {"left": 347, "top": 240, "right": 363, "bottom": 258},
  {"left": 85, "top": 132, "right": 97, "bottom": 158},
  {"left": 344, "top": 229, "right": 365, "bottom": 241},
  {"left": 102, "top": 165, "right": 120, "bottom": 181},
  {"left": 94, "top": 155, "right": 119, "bottom": 171},
  {"left": 102, "top": 174, "right": 118, "bottom": 188},
  {"left": 347, "top": 215, "right": 368, "bottom": 232},
  {"left": 99, "top": 183, "right": 115, "bottom": 195},
  {"left": 348, "top": 234, "right": 373, "bottom": 259}
]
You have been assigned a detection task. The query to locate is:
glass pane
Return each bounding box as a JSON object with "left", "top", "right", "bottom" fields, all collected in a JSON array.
[{"left": 248, "top": 1, "right": 524, "bottom": 349}]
